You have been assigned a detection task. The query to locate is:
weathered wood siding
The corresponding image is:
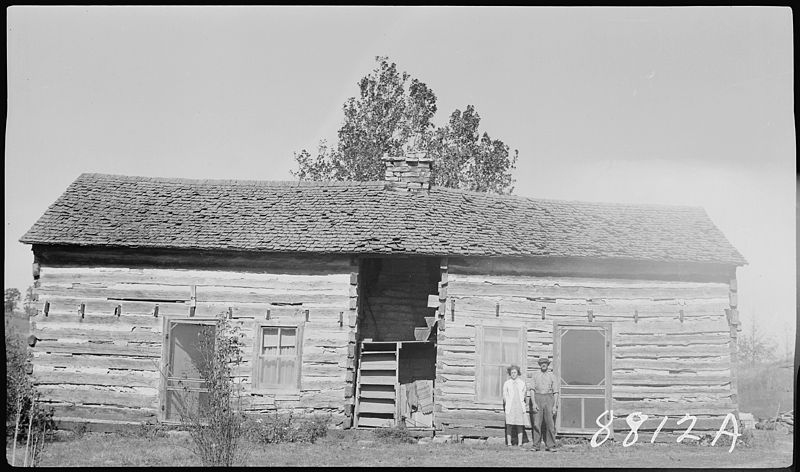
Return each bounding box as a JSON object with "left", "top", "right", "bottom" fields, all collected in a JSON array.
[
  {"left": 436, "top": 261, "right": 738, "bottom": 439},
  {"left": 30, "top": 254, "right": 357, "bottom": 427}
]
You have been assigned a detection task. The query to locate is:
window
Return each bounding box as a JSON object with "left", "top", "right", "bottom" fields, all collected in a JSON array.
[
  {"left": 253, "top": 324, "right": 303, "bottom": 391},
  {"left": 476, "top": 325, "right": 526, "bottom": 402}
]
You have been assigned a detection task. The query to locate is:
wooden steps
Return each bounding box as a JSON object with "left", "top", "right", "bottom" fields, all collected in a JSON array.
[{"left": 355, "top": 342, "right": 399, "bottom": 428}]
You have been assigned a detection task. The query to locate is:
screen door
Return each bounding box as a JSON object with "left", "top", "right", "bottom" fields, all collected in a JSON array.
[
  {"left": 554, "top": 322, "right": 611, "bottom": 435},
  {"left": 162, "top": 320, "right": 216, "bottom": 421}
]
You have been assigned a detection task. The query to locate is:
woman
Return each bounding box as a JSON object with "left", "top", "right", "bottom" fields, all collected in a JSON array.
[{"left": 503, "top": 364, "right": 528, "bottom": 447}]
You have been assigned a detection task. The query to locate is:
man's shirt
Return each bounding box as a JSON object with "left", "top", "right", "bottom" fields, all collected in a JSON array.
[{"left": 529, "top": 370, "right": 559, "bottom": 394}]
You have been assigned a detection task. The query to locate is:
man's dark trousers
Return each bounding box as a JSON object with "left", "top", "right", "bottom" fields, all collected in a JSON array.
[{"left": 532, "top": 392, "right": 556, "bottom": 450}]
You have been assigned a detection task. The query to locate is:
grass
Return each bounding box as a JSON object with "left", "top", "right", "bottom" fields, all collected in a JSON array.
[{"left": 6, "top": 428, "right": 793, "bottom": 468}]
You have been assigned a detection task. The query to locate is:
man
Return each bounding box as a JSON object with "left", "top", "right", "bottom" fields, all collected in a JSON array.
[{"left": 529, "top": 357, "right": 559, "bottom": 451}]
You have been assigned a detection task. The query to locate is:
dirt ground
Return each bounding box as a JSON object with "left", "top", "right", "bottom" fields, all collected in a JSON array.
[{"left": 6, "top": 428, "right": 794, "bottom": 468}]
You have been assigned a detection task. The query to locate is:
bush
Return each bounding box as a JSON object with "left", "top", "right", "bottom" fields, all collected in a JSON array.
[
  {"left": 119, "top": 421, "right": 169, "bottom": 440},
  {"left": 6, "top": 318, "right": 31, "bottom": 422},
  {"left": 372, "top": 424, "right": 415, "bottom": 444},
  {"left": 245, "top": 412, "right": 331, "bottom": 444},
  {"left": 177, "top": 313, "right": 247, "bottom": 467},
  {"left": 5, "top": 317, "right": 56, "bottom": 466}
]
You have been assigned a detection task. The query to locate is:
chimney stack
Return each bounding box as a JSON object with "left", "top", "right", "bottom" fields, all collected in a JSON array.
[{"left": 382, "top": 150, "right": 432, "bottom": 192}]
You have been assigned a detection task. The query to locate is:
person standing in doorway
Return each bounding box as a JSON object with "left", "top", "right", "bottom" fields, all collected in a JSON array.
[
  {"left": 502, "top": 364, "right": 528, "bottom": 447},
  {"left": 530, "top": 357, "right": 559, "bottom": 451}
]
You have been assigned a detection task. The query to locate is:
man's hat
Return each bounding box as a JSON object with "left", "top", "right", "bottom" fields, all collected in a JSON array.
[{"left": 537, "top": 358, "right": 551, "bottom": 365}]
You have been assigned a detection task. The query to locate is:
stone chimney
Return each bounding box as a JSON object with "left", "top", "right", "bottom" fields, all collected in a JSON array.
[{"left": 382, "top": 150, "right": 433, "bottom": 191}]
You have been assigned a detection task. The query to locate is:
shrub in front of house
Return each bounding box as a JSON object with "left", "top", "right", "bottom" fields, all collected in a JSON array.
[
  {"left": 372, "top": 424, "right": 415, "bottom": 444},
  {"left": 5, "top": 317, "right": 56, "bottom": 466},
  {"left": 244, "top": 412, "right": 331, "bottom": 444}
]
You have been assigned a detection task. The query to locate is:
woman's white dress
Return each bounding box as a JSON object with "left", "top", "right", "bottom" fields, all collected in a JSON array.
[{"left": 503, "top": 377, "right": 527, "bottom": 426}]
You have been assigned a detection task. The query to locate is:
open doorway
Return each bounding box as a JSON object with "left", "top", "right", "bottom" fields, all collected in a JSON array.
[{"left": 354, "top": 257, "right": 440, "bottom": 429}]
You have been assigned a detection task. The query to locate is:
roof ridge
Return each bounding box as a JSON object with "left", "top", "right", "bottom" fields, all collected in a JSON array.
[
  {"left": 430, "top": 185, "right": 706, "bottom": 211},
  {"left": 78, "top": 173, "right": 385, "bottom": 188}
]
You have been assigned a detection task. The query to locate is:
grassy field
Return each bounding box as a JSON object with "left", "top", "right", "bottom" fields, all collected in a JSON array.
[{"left": 6, "top": 428, "right": 793, "bottom": 468}]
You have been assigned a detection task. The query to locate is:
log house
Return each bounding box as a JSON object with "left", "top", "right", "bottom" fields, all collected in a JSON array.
[{"left": 20, "top": 154, "right": 746, "bottom": 438}]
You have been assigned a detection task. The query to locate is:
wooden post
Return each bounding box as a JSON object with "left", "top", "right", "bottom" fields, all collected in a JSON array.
[
  {"left": 541, "top": 306, "right": 546, "bottom": 320},
  {"left": 189, "top": 306, "right": 196, "bottom": 317},
  {"left": 266, "top": 309, "right": 271, "bottom": 320},
  {"left": 32, "top": 262, "right": 40, "bottom": 280},
  {"left": 79, "top": 303, "right": 85, "bottom": 319},
  {"left": 339, "top": 311, "right": 344, "bottom": 328},
  {"left": 23, "top": 397, "right": 35, "bottom": 467},
  {"left": 305, "top": 309, "right": 310, "bottom": 322},
  {"left": 227, "top": 307, "right": 233, "bottom": 319},
  {"left": 153, "top": 305, "right": 159, "bottom": 318},
  {"left": 450, "top": 298, "right": 455, "bottom": 322},
  {"left": 495, "top": 302, "right": 500, "bottom": 317},
  {"left": 115, "top": 305, "right": 121, "bottom": 317},
  {"left": 43, "top": 301, "right": 49, "bottom": 317}
]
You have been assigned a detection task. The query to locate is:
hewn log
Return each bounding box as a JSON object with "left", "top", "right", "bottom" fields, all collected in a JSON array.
[
  {"left": 447, "top": 256, "right": 734, "bottom": 283},
  {"left": 612, "top": 374, "right": 732, "bottom": 386},
  {"left": 448, "top": 280, "right": 729, "bottom": 300},
  {"left": 37, "top": 385, "right": 159, "bottom": 409},
  {"left": 613, "top": 344, "right": 731, "bottom": 358},
  {"left": 34, "top": 370, "right": 160, "bottom": 388},
  {"left": 34, "top": 341, "right": 161, "bottom": 358}
]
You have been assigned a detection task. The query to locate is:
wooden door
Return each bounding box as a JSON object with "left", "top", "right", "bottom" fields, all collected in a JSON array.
[
  {"left": 161, "top": 319, "right": 216, "bottom": 422},
  {"left": 554, "top": 322, "right": 612, "bottom": 435}
]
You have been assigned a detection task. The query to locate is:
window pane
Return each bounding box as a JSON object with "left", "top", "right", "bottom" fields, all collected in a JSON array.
[
  {"left": 484, "top": 327, "right": 501, "bottom": 342},
  {"left": 503, "top": 328, "right": 518, "bottom": 343},
  {"left": 485, "top": 340, "right": 502, "bottom": 364},
  {"left": 263, "top": 328, "right": 279, "bottom": 349},
  {"left": 482, "top": 366, "right": 502, "bottom": 400},
  {"left": 280, "top": 345, "right": 296, "bottom": 356},
  {"left": 501, "top": 341, "right": 518, "bottom": 364},
  {"left": 494, "top": 365, "right": 505, "bottom": 399},
  {"left": 262, "top": 346, "right": 278, "bottom": 357},
  {"left": 280, "top": 328, "right": 296, "bottom": 348}
]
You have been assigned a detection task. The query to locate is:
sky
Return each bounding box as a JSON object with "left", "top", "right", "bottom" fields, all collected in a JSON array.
[{"left": 5, "top": 6, "right": 796, "bottom": 356}]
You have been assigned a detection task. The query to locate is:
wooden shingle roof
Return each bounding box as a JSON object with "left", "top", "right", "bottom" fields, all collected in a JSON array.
[{"left": 20, "top": 173, "right": 746, "bottom": 265}]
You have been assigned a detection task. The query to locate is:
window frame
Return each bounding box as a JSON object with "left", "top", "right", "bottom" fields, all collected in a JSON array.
[
  {"left": 251, "top": 321, "right": 304, "bottom": 393},
  {"left": 474, "top": 322, "right": 528, "bottom": 403}
]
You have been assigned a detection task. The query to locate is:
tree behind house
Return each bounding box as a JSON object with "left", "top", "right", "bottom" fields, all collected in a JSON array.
[
  {"left": 292, "top": 56, "right": 519, "bottom": 194},
  {"left": 5, "top": 287, "right": 21, "bottom": 313},
  {"left": 738, "top": 314, "right": 777, "bottom": 366}
]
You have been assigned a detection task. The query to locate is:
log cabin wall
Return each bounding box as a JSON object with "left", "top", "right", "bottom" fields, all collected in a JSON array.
[
  {"left": 357, "top": 257, "right": 439, "bottom": 342},
  {"left": 28, "top": 247, "right": 357, "bottom": 429},
  {"left": 435, "top": 257, "right": 738, "bottom": 440}
]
